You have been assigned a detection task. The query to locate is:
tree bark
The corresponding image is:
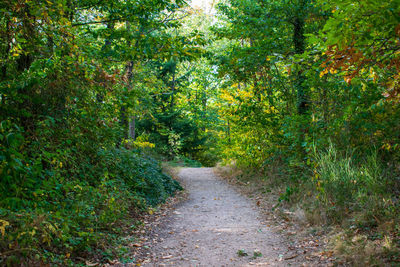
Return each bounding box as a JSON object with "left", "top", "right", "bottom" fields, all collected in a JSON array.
[
  {"left": 1, "top": 16, "right": 10, "bottom": 79},
  {"left": 170, "top": 61, "right": 177, "bottom": 108},
  {"left": 125, "top": 59, "right": 134, "bottom": 140},
  {"left": 129, "top": 116, "right": 136, "bottom": 140},
  {"left": 293, "top": 14, "right": 307, "bottom": 115}
]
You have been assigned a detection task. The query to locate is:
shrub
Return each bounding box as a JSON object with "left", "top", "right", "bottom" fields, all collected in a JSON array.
[{"left": 0, "top": 143, "right": 181, "bottom": 265}]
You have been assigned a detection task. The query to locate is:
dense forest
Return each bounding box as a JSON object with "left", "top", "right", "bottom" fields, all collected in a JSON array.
[{"left": 1, "top": 0, "right": 399, "bottom": 265}]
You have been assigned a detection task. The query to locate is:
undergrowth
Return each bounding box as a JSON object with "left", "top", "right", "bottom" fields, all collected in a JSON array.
[
  {"left": 0, "top": 145, "right": 182, "bottom": 266},
  {"left": 308, "top": 145, "right": 400, "bottom": 265},
  {"left": 165, "top": 155, "right": 203, "bottom": 168}
]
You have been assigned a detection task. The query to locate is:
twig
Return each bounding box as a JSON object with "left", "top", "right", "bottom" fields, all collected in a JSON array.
[
  {"left": 0, "top": 247, "right": 37, "bottom": 256},
  {"left": 284, "top": 254, "right": 299, "bottom": 260}
]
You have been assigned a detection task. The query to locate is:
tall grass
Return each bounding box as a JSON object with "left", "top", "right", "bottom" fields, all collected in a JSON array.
[{"left": 313, "top": 144, "right": 395, "bottom": 224}]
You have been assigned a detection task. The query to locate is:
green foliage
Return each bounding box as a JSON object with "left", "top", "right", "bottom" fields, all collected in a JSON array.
[
  {"left": 166, "top": 155, "right": 203, "bottom": 168},
  {"left": 236, "top": 249, "right": 248, "bottom": 257},
  {"left": 138, "top": 111, "right": 205, "bottom": 158},
  {"left": 252, "top": 251, "right": 262, "bottom": 259},
  {"left": 97, "top": 148, "right": 182, "bottom": 206}
]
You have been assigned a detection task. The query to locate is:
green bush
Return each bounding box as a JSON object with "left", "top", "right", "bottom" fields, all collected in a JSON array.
[{"left": 98, "top": 148, "right": 182, "bottom": 206}]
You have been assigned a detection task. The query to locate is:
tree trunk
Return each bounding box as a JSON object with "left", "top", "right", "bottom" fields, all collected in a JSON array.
[
  {"left": 293, "top": 15, "right": 307, "bottom": 115},
  {"left": 201, "top": 92, "right": 207, "bottom": 132},
  {"left": 125, "top": 60, "right": 134, "bottom": 140},
  {"left": 170, "top": 62, "right": 177, "bottom": 108},
  {"left": 1, "top": 16, "right": 10, "bottom": 79},
  {"left": 129, "top": 116, "right": 136, "bottom": 140},
  {"left": 227, "top": 120, "right": 231, "bottom": 144},
  {"left": 120, "top": 106, "right": 128, "bottom": 140},
  {"left": 292, "top": 1, "right": 309, "bottom": 157}
]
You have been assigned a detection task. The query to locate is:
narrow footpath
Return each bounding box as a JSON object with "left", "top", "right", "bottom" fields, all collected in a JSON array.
[{"left": 140, "top": 168, "right": 324, "bottom": 266}]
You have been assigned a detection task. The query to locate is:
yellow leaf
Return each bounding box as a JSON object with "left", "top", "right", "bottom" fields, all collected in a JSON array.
[
  {"left": 47, "top": 223, "right": 57, "bottom": 234},
  {"left": 0, "top": 220, "right": 10, "bottom": 236},
  {"left": 74, "top": 185, "right": 82, "bottom": 190},
  {"left": 319, "top": 69, "right": 328, "bottom": 78}
]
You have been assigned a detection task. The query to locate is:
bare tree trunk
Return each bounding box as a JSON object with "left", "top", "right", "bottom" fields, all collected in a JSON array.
[
  {"left": 170, "top": 62, "right": 177, "bottom": 108},
  {"left": 129, "top": 116, "right": 136, "bottom": 140},
  {"left": 125, "top": 59, "right": 134, "bottom": 140},
  {"left": 124, "top": 21, "right": 136, "bottom": 141}
]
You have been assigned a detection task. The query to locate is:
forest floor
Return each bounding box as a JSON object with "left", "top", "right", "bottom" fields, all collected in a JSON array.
[{"left": 123, "top": 168, "right": 336, "bottom": 267}]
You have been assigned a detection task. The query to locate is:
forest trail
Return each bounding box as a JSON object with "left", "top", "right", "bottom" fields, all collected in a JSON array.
[{"left": 141, "top": 168, "right": 310, "bottom": 266}]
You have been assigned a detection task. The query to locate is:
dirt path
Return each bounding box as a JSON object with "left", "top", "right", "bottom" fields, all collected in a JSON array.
[{"left": 139, "top": 167, "right": 320, "bottom": 266}]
